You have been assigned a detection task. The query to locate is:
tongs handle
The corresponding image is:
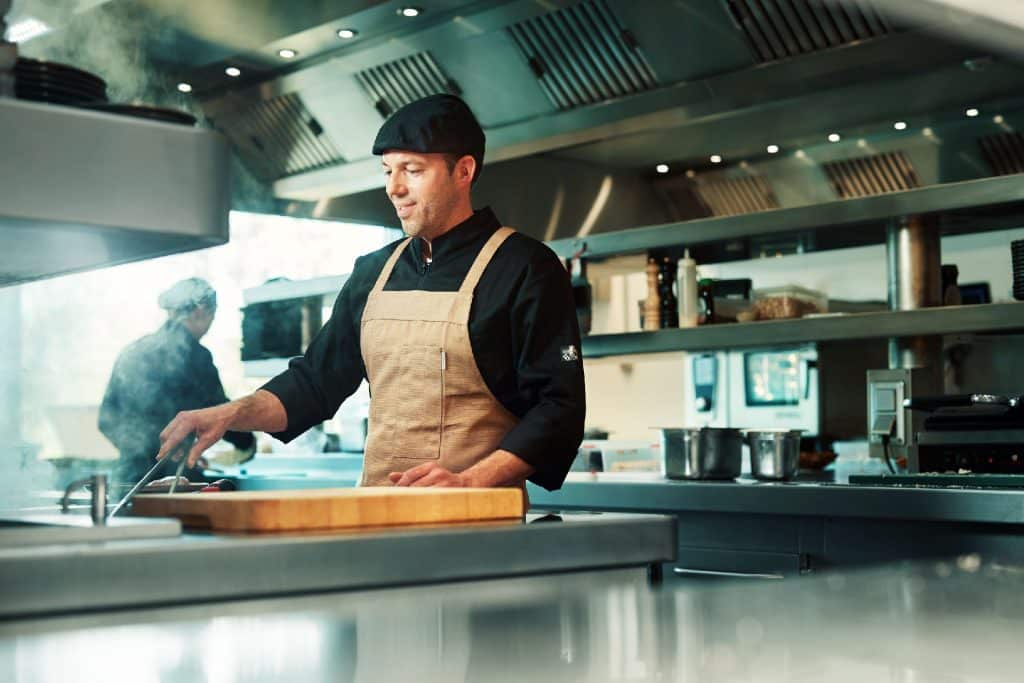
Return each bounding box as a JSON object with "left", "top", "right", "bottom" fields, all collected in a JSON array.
[{"left": 108, "top": 434, "right": 195, "bottom": 518}]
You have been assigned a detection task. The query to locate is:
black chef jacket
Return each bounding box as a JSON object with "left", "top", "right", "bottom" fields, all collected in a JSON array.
[
  {"left": 99, "top": 320, "right": 254, "bottom": 485},
  {"left": 262, "top": 207, "right": 586, "bottom": 490}
]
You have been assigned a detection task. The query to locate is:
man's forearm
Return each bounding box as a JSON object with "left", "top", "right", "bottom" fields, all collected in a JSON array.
[
  {"left": 460, "top": 449, "right": 535, "bottom": 488},
  {"left": 226, "top": 389, "right": 288, "bottom": 433}
]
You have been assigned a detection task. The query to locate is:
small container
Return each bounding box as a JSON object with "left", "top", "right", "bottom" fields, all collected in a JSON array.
[
  {"left": 643, "top": 257, "right": 661, "bottom": 331},
  {"left": 1013, "top": 240, "right": 1024, "bottom": 301},
  {"left": 658, "top": 256, "right": 678, "bottom": 328},
  {"left": 660, "top": 427, "right": 742, "bottom": 480},
  {"left": 941, "top": 264, "right": 961, "bottom": 306},
  {"left": 677, "top": 250, "right": 698, "bottom": 328},
  {"left": 746, "top": 429, "right": 802, "bottom": 481},
  {"left": 750, "top": 285, "right": 827, "bottom": 320},
  {"left": 697, "top": 279, "right": 715, "bottom": 324}
]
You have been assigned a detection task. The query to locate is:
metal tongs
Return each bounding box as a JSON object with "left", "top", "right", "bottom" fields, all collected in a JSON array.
[{"left": 108, "top": 434, "right": 196, "bottom": 518}]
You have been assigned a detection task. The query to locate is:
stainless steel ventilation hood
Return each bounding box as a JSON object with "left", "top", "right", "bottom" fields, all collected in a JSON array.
[
  {"left": 167, "top": 0, "right": 1024, "bottom": 243},
  {"left": 0, "top": 98, "right": 231, "bottom": 286},
  {"left": 23, "top": 0, "right": 1024, "bottom": 248}
]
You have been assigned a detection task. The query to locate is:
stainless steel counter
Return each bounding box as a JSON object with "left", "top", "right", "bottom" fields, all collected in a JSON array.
[
  {"left": 528, "top": 472, "right": 1024, "bottom": 525},
  {"left": 0, "top": 512, "right": 674, "bottom": 620},
  {"left": 2, "top": 554, "right": 1020, "bottom": 682}
]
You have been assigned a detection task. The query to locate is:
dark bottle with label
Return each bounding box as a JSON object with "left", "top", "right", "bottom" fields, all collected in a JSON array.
[
  {"left": 658, "top": 256, "right": 678, "bottom": 328},
  {"left": 697, "top": 278, "right": 715, "bottom": 325}
]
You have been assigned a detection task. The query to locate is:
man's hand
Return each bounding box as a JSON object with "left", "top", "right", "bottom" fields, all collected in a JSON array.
[
  {"left": 388, "top": 462, "right": 469, "bottom": 487},
  {"left": 157, "top": 404, "right": 237, "bottom": 468}
]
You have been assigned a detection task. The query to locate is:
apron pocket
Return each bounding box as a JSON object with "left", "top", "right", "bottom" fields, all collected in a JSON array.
[{"left": 366, "top": 344, "right": 443, "bottom": 461}]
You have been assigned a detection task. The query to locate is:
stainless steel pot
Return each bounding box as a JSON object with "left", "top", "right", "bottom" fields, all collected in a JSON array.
[
  {"left": 660, "top": 428, "right": 743, "bottom": 480},
  {"left": 746, "top": 429, "right": 802, "bottom": 481}
]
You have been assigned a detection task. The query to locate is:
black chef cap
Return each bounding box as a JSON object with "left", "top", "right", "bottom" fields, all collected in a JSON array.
[{"left": 372, "top": 94, "right": 485, "bottom": 183}]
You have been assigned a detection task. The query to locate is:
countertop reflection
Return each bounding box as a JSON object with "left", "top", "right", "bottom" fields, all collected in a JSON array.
[{"left": 3, "top": 554, "right": 1023, "bottom": 682}]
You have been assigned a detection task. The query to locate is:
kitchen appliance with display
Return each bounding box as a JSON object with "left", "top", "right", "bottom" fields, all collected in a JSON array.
[{"left": 684, "top": 341, "right": 887, "bottom": 440}]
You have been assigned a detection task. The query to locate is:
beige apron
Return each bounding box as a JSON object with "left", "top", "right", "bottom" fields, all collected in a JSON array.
[{"left": 359, "top": 227, "right": 520, "bottom": 487}]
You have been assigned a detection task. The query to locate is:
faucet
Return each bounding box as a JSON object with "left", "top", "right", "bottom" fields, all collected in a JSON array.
[{"left": 61, "top": 474, "right": 108, "bottom": 526}]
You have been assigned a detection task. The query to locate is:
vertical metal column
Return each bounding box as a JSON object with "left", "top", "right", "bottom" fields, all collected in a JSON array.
[
  {"left": 881, "top": 215, "right": 944, "bottom": 472},
  {"left": 0, "top": 0, "right": 16, "bottom": 98},
  {"left": 885, "top": 215, "right": 943, "bottom": 372},
  {"left": 0, "top": 287, "right": 21, "bottom": 445}
]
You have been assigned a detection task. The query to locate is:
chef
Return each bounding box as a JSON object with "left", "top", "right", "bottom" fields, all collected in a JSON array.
[
  {"left": 157, "top": 94, "right": 585, "bottom": 491},
  {"left": 99, "top": 278, "right": 255, "bottom": 487}
]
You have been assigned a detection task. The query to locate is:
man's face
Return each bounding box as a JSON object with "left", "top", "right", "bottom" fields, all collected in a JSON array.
[{"left": 382, "top": 151, "right": 462, "bottom": 240}]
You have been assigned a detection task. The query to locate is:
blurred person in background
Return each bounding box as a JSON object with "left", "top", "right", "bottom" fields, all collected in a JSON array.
[{"left": 98, "top": 278, "right": 255, "bottom": 487}]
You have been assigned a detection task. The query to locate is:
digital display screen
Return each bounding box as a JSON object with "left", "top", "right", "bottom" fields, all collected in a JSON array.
[
  {"left": 694, "top": 355, "right": 715, "bottom": 385},
  {"left": 874, "top": 388, "right": 897, "bottom": 412},
  {"left": 744, "top": 351, "right": 801, "bottom": 407}
]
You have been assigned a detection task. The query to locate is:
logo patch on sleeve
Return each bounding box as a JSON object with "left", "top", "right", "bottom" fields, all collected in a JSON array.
[{"left": 561, "top": 345, "right": 579, "bottom": 362}]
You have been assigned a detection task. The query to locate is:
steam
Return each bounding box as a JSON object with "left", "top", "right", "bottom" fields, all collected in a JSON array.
[{"left": 12, "top": 0, "right": 200, "bottom": 114}]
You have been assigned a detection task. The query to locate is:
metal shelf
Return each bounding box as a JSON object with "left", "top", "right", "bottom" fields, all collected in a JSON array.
[
  {"left": 548, "top": 174, "right": 1024, "bottom": 260},
  {"left": 242, "top": 274, "right": 348, "bottom": 305},
  {"left": 581, "top": 302, "right": 1024, "bottom": 357}
]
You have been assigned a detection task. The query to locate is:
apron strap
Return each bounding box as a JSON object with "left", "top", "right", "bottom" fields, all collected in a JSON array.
[
  {"left": 370, "top": 237, "right": 414, "bottom": 294},
  {"left": 457, "top": 227, "right": 516, "bottom": 296}
]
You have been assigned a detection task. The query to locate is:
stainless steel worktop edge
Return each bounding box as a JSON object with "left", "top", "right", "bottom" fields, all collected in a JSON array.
[
  {"left": 527, "top": 477, "right": 1024, "bottom": 525},
  {"left": 0, "top": 512, "right": 675, "bottom": 620}
]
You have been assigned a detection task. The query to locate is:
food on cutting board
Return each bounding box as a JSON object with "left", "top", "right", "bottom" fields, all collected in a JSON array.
[{"left": 144, "top": 475, "right": 191, "bottom": 490}]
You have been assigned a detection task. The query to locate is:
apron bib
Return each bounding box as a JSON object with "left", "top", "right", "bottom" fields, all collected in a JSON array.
[{"left": 360, "top": 227, "right": 519, "bottom": 487}]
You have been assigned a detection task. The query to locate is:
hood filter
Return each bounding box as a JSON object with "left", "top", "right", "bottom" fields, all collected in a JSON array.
[
  {"left": 692, "top": 174, "right": 780, "bottom": 217},
  {"left": 727, "top": 0, "right": 895, "bottom": 64},
  {"left": 508, "top": 0, "right": 657, "bottom": 111},
  {"left": 354, "top": 52, "right": 461, "bottom": 119},
  {"left": 823, "top": 151, "right": 921, "bottom": 199},
  {"left": 211, "top": 92, "right": 344, "bottom": 181},
  {"left": 979, "top": 132, "right": 1024, "bottom": 176}
]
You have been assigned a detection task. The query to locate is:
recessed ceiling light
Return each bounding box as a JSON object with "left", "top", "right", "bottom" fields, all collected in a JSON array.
[
  {"left": 225, "top": 66, "right": 241, "bottom": 77},
  {"left": 710, "top": 154, "right": 722, "bottom": 164},
  {"left": 766, "top": 144, "right": 779, "bottom": 154},
  {"left": 795, "top": 149, "right": 807, "bottom": 159},
  {"left": 923, "top": 127, "right": 935, "bottom": 137},
  {"left": 893, "top": 121, "right": 907, "bottom": 130},
  {"left": 336, "top": 28, "right": 358, "bottom": 39},
  {"left": 655, "top": 163, "right": 669, "bottom": 174},
  {"left": 994, "top": 114, "right": 1005, "bottom": 124},
  {"left": 398, "top": 7, "right": 422, "bottom": 17},
  {"left": 827, "top": 133, "right": 841, "bottom": 143},
  {"left": 966, "top": 107, "right": 980, "bottom": 117},
  {"left": 277, "top": 48, "right": 297, "bottom": 59},
  {"left": 176, "top": 82, "right": 193, "bottom": 93}
]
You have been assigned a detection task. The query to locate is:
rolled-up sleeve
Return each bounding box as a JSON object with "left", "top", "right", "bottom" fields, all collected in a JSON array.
[
  {"left": 261, "top": 264, "right": 367, "bottom": 443},
  {"left": 498, "top": 246, "right": 586, "bottom": 490}
]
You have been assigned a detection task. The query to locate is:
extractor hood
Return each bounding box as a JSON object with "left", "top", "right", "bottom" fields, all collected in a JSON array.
[
  {"left": 0, "top": 97, "right": 231, "bottom": 287},
  {"left": 14, "top": 0, "right": 1024, "bottom": 248}
]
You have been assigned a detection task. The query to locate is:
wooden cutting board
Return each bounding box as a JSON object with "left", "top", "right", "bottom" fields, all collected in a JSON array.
[{"left": 131, "top": 487, "right": 524, "bottom": 531}]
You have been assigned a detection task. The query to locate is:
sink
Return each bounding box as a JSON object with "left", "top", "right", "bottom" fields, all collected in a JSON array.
[{"left": 0, "top": 513, "right": 181, "bottom": 548}]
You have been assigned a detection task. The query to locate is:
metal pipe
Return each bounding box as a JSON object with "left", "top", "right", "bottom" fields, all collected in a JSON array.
[
  {"left": 885, "top": 215, "right": 943, "bottom": 370},
  {"left": 1, "top": 0, "right": 16, "bottom": 98}
]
